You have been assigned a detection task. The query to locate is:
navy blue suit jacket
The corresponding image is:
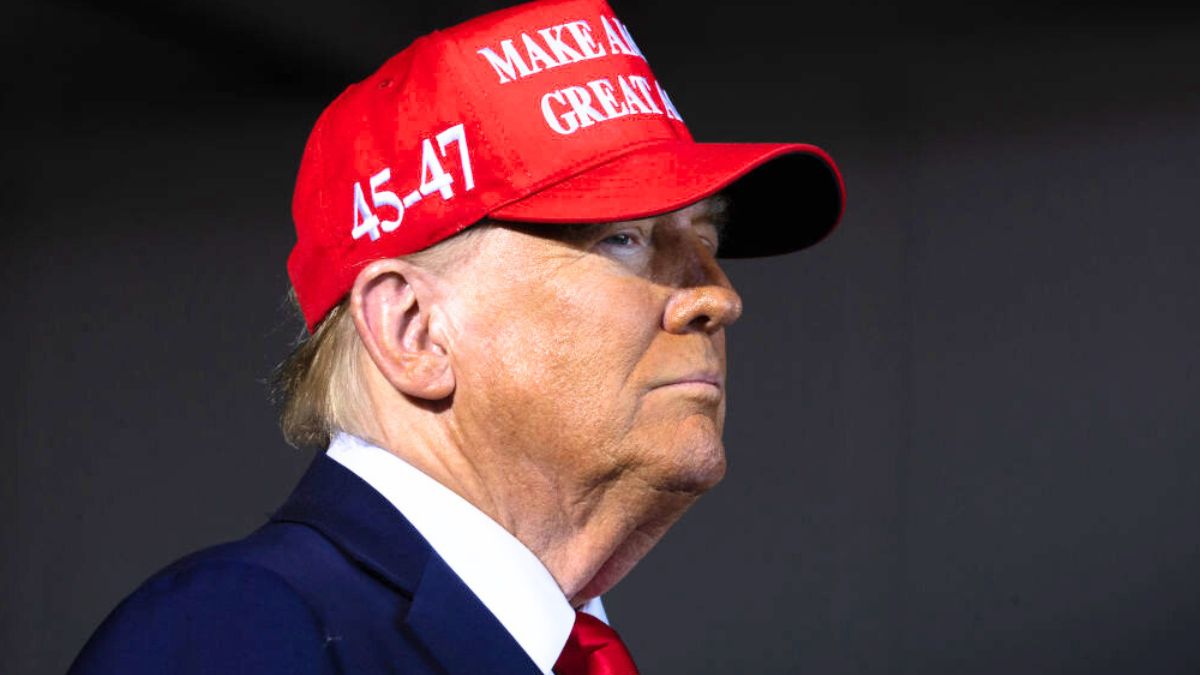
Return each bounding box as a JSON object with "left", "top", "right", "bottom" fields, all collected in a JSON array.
[{"left": 69, "top": 456, "right": 543, "bottom": 674}]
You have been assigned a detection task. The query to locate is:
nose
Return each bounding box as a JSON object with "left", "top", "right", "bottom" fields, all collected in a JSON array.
[
  {"left": 662, "top": 246, "right": 744, "bottom": 335},
  {"left": 664, "top": 285, "right": 743, "bottom": 334}
]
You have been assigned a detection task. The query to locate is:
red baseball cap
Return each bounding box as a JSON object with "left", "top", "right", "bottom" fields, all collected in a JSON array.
[{"left": 289, "top": 0, "right": 845, "bottom": 332}]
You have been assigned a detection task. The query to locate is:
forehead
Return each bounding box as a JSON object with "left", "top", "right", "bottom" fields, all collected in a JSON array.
[
  {"left": 664, "top": 195, "right": 727, "bottom": 225},
  {"left": 487, "top": 193, "right": 728, "bottom": 245},
  {"left": 601, "top": 193, "right": 730, "bottom": 234},
  {"left": 642, "top": 194, "right": 730, "bottom": 245}
]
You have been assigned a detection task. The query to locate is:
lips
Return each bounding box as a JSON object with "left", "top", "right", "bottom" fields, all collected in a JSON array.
[{"left": 651, "top": 372, "right": 724, "bottom": 391}]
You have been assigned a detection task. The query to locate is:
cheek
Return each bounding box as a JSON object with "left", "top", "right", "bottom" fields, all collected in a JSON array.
[
  {"left": 616, "top": 383, "right": 728, "bottom": 489},
  {"left": 539, "top": 277, "right": 660, "bottom": 378},
  {"left": 453, "top": 273, "right": 663, "bottom": 453}
]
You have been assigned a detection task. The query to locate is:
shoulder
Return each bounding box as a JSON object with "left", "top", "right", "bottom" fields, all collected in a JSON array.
[{"left": 69, "top": 525, "right": 342, "bottom": 675}]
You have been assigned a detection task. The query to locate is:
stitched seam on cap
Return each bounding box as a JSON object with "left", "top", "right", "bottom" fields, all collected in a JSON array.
[
  {"left": 489, "top": 135, "right": 680, "bottom": 213},
  {"left": 448, "top": 33, "right": 533, "bottom": 189}
]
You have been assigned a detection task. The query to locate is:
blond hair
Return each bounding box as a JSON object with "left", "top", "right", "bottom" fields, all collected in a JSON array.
[{"left": 272, "top": 224, "right": 489, "bottom": 449}]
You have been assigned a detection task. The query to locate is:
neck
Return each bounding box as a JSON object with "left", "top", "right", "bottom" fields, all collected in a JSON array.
[
  {"left": 369, "top": 397, "right": 696, "bottom": 605},
  {"left": 533, "top": 482, "right": 698, "bottom": 606}
]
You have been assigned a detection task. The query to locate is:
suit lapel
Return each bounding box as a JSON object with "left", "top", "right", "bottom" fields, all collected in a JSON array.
[
  {"left": 405, "top": 553, "right": 544, "bottom": 675},
  {"left": 272, "top": 456, "right": 542, "bottom": 675},
  {"left": 272, "top": 455, "right": 428, "bottom": 592}
]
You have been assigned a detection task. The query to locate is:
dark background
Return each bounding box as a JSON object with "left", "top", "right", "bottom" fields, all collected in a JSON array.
[{"left": 3, "top": 0, "right": 1199, "bottom": 673}]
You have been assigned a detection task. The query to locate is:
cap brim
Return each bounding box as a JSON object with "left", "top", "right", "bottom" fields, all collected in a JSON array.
[{"left": 489, "top": 140, "right": 845, "bottom": 257}]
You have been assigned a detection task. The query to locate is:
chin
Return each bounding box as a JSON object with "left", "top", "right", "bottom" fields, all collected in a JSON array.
[
  {"left": 655, "top": 418, "right": 727, "bottom": 494},
  {"left": 675, "top": 442, "right": 727, "bottom": 493}
]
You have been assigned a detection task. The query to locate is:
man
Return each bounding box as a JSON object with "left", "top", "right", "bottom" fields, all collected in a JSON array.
[{"left": 69, "top": 0, "right": 843, "bottom": 673}]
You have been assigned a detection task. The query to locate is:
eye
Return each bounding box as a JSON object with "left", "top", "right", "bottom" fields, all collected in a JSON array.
[
  {"left": 693, "top": 222, "right": 722, "bottom": 256},
  {"left": 592, "top": 225, "right": 651, "bottom": 263},
  {"left": 602, "top": 232, "right": 637, "bottom": 247}
]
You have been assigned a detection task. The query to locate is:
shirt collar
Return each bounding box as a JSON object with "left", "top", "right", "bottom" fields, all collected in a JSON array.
[{"left": 326, "top": 433, "right": 606, "bottom": 674}]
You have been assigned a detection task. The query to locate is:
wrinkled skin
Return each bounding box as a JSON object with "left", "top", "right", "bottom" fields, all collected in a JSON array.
[{"left": 354, "top": 196, "right": 742, "bottom": 604}]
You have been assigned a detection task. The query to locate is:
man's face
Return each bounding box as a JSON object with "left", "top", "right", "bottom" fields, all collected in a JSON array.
[{"left": 441, "top": 196, "right": 743, "bottom": 501}]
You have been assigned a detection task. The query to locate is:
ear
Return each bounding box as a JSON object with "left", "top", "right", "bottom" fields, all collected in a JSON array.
[{"left": 350, "top": 258, "right": 455, "bottom": 401}]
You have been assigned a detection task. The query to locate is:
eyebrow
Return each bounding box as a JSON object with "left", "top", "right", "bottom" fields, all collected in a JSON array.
[{"left": 504, "top": 194, "right": 732, "bottom": 246}]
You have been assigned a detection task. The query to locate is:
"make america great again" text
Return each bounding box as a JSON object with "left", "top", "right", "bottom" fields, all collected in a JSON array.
[{"left": 474, "top": 13, "right": 684, "bottom": 135}]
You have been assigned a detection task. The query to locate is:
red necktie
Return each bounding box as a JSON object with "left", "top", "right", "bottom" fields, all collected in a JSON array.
[{"left": 554, "top": 610, "right": 640, "bottom": 675}]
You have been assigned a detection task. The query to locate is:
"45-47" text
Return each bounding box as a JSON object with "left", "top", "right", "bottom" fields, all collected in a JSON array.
[{"left": 351, "top": 123, "right": 476, "bottom": 241}]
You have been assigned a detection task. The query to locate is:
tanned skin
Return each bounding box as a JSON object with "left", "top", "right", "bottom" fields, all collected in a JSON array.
[{"left": 349, "top": 197, "right": 741, "bottom": 606}]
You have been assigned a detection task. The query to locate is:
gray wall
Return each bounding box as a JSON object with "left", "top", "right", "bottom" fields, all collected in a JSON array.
[{"left": 3, "top": 1, "right": 1198, "bottom": 673}]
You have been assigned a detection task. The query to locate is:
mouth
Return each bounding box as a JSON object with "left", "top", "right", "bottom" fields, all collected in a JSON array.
[{"left": 652, "top": 372, "right": 724, "bottom": 393}]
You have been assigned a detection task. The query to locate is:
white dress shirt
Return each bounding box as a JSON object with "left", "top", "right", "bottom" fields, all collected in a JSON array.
[{"left": 327, "top": 433, "right": 607, "bottom": 675}]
